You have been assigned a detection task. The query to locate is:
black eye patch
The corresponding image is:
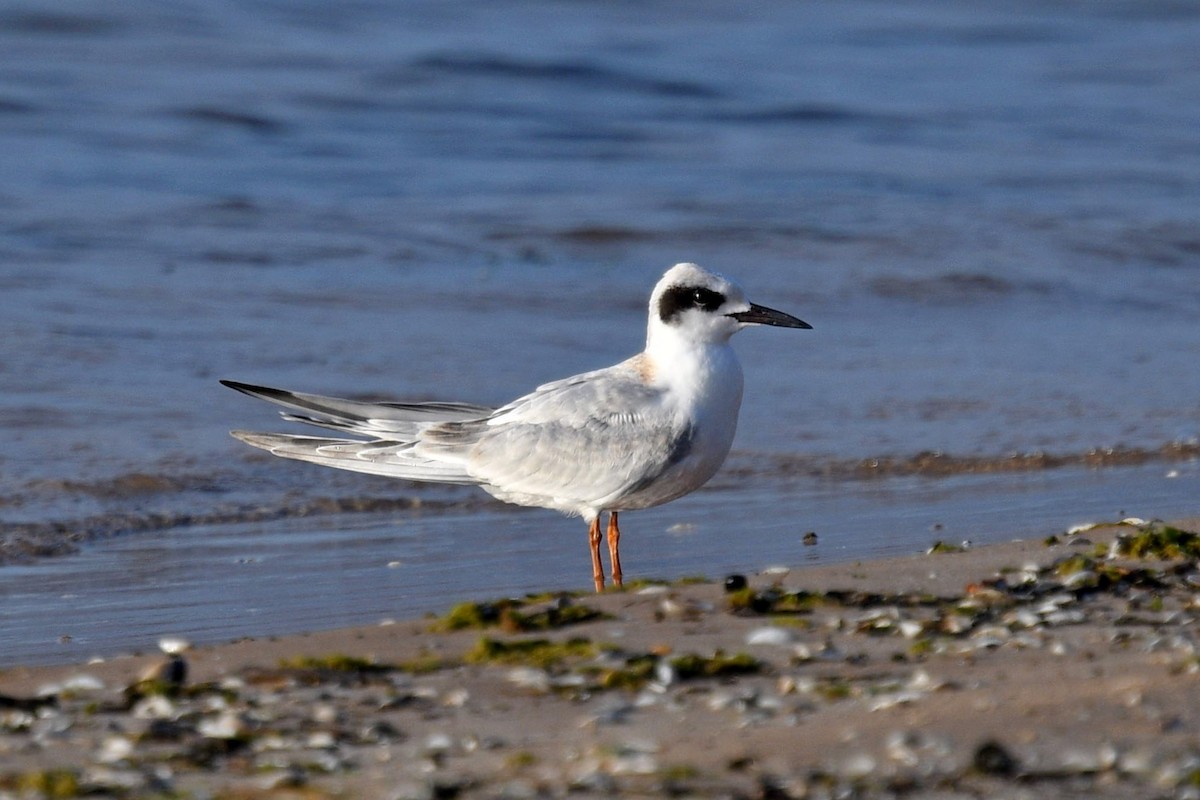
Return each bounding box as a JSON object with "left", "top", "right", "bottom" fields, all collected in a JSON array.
[{"left": 657, "top": 284, "right": 726, "bottom": 324}]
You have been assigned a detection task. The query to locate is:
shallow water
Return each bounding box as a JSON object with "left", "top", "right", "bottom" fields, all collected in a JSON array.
[
  {"left": 3, "top": 460, "right": 1196, "bottom": 667},
  {"left": 2, "top": 1, "right": 1198, "bottom": 665}
]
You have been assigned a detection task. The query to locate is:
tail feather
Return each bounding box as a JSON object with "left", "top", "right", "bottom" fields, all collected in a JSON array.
[{"left": 230, "top": 430, "right": 478, "bottom": 484}]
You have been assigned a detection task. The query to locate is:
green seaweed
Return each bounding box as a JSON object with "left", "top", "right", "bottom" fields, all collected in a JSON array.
[
  {"left": 2, "top": 770, "right": 81, "bottom": 798},
  {"left": 1054, "top": 553, "right": 1095, "bottom": 577},
  {"left": 670, "top": 650, "right": 761, "bottom": 680},
  {"left": 279, "top": 654, "right": 391, "bottom": 674},
  {"left": 1114, "top": 523, "right": 1200, "bottom": 560},
  {"left": 465, "top": 636, "right": 596, "bottom": 669},
  {"left": 590, "top": 654, "right": 658, "bottom": 690},
  {"left": 431, "top": 595, "right": 604, "bottom": 633},
  {"left": 727, "top": 587, "right": 825, "bottom": 615}
]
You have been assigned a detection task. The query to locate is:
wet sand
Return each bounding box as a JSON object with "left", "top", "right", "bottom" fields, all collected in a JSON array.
[{"left": 3, "top": 516, "right": 1200, "bottom": 798}]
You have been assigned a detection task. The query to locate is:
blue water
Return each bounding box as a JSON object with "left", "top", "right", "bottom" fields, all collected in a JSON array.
[{"left": 1, "top": 0, "right": 1198, "bottom": 665}]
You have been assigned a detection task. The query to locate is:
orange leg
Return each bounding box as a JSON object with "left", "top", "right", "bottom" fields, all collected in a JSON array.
[
  {"left": 588, "top": 517, "right": 605, "bottom": 592},
  {"left": 607, "top": 511, "right": 623, "bottom": 588}
]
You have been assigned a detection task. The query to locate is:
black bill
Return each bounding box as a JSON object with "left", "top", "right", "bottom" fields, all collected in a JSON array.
[{"left": 728, "top": 302, "right": 811, "bottom": 329}]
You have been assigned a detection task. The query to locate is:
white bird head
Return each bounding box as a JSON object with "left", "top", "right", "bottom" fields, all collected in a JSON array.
[{"left": 646, "top": 263, "right": 810, "bottom": 349}]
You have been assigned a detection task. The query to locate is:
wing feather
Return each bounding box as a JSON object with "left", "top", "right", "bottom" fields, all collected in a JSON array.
[
  {"left": 221, "top": 380, "right": 492, "bottom": 438},
  {"left": 456, "top": 364, "right": 689, "bottom": 510}
]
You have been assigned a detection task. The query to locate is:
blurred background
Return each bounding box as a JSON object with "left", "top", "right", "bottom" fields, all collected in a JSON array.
[{"left": 1, "top": 0, "right": 1198, "bottom": 663}]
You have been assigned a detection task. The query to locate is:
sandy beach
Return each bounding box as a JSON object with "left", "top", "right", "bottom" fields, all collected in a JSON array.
[{"left": 4, "top": 516, "right": 1200, "bottom": 799}]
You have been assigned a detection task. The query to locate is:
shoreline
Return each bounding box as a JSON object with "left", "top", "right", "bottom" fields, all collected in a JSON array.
[
  {"left": 5, "top": 441, "right": 1196, "bottom": 566},
  {"left": 3, "top": 516, "right": 1200, "bottom": 797}
]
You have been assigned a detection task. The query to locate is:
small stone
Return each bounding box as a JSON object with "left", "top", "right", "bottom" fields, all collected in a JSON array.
[
  {"left": 139, "top": 655, "right": 188, "bottom": 688},
  {"left": 424, "top": 733, "right": 454, "bottom": 754},
  {"left": 1006, "top": 610, "right": 1041, "bottom": 629},
  {"left": 582, "top": 702, "right": 634, "bottom": 727},
  {"left": 973, "top": 740, "right": 1019, "bottom": 776},
  {"left": 307, "top": 731, "right": 336, "bottom": 750},
  {"left": 803, "top": 531, "right": 818, "bottom": 545},
  {"left": 724, "top": 574, "right": 748, "bottom": 593},
  {"left": 654, "top": 660, "right": 677, "bottom": 687},
  {"left": 258, "top": 767, "right": 307, "bottom": 790},
  {"left": 839, "top": 752, "right": 876, "bottom": 778},
  {"left": 82, "top": 766, "right": 146, "bottom": 793},
  {"left": 312, "top": 704, "right": 338, "bottom": 724},
  {"left": 1044, "top": 610, "right": 1085, "bottom": 626},
  {"left": 132, "top": 695, "right": 176, "bottom": 720}
]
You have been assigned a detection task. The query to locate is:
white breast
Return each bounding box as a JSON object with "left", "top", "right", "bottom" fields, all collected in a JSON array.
[{"left": 606, "top": 342, "right": 744, "bottom": 511}]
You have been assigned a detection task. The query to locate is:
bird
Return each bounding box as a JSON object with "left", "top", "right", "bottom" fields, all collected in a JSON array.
[{"left": 221, "top": 262, "right": 810, "bottom": 591}]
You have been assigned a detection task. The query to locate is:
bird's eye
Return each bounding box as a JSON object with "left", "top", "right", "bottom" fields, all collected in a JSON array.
[
  {"left": 657, "top": 284, "right": 726, "bottom": 324},
  {"left": 689, "top": 287, "right": 724, "bottom": 311}
]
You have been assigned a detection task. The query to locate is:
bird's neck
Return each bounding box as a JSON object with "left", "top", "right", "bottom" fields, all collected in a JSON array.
[{"left": 644, "top": 328, "right": 742, "bottom": 398}]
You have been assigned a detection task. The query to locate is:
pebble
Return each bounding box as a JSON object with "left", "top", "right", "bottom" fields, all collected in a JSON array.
[
  {"left": 4, "top": 524, "right": 1200, "bottom": 798},
  {"left": 838, "top": 752, "right": 877, "bottom": 779},
  {"left": 505, "top": 667, "right": 551, "bottom": 692},
  {"left": 95, "top": 735, "right": 134, "bottom": 764},
  {"left": 83, "top": 766, "right": 148, "bottom": 793},
  {"left": 132, "top": 695, "right": 176, "bottom": 720},
  {"left": 198, "top": 711, "right": 244, "bottom": 739},
  {"left": 424, "top": 733, "right": 454, "bottom": 754}
]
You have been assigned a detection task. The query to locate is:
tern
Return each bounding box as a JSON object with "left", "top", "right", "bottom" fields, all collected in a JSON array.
[{"left": 222, "top": 262, "right": 810, "bottom": 591}]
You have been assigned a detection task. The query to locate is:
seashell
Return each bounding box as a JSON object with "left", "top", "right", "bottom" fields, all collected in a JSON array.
[
  {"left": 506, "top": 667, "right": 551, "bottom": 692},
  {"left": 96, "top": 735, "right": 134, "bottom": 764},
  {"left": 158, "top": 637, "right": 191, "bottom": 656},
  {"left": 60, "top": 674, "right": 105, "bottom": 693},
  {"left": 198, "top": 711, "right": 244, "bottom": 739},
  {"left": 746, "top": 626, "right": 794, "bottom": 646}
]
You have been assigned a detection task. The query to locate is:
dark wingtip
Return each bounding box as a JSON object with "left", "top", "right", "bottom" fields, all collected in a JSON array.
[
  {"left": 220, "top": 379, "right": 257, "bottom": 395},
  {"left": 220, "top": 379, "right": 290, "bottom": 401}
]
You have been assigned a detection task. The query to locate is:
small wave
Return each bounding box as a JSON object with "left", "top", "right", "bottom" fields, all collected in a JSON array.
[
  {"left": 707, "top": 104, "right": 908, "bottom": 127},
  {"left": 867, "top": 273, "right": 1038, "bottom": 305},
  {"left": 725, "top": 440, "right": 1200, "bottom": 482},
  {"left": 402, "top": 52, "right": 721, "bottom": 99},
  {"left": 0, "top": 10, "right": 123, "bottom": 35},
  {"left": 0, "top": 494, "right": 475, "bottom": 567},
  {"left": 173, "top": 106, "right": 287, "bottom": 135}
]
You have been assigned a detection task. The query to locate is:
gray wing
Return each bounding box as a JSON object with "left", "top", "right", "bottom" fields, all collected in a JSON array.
[{"left": 420, "top": 364, "right": 692, "bottom": 510}]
